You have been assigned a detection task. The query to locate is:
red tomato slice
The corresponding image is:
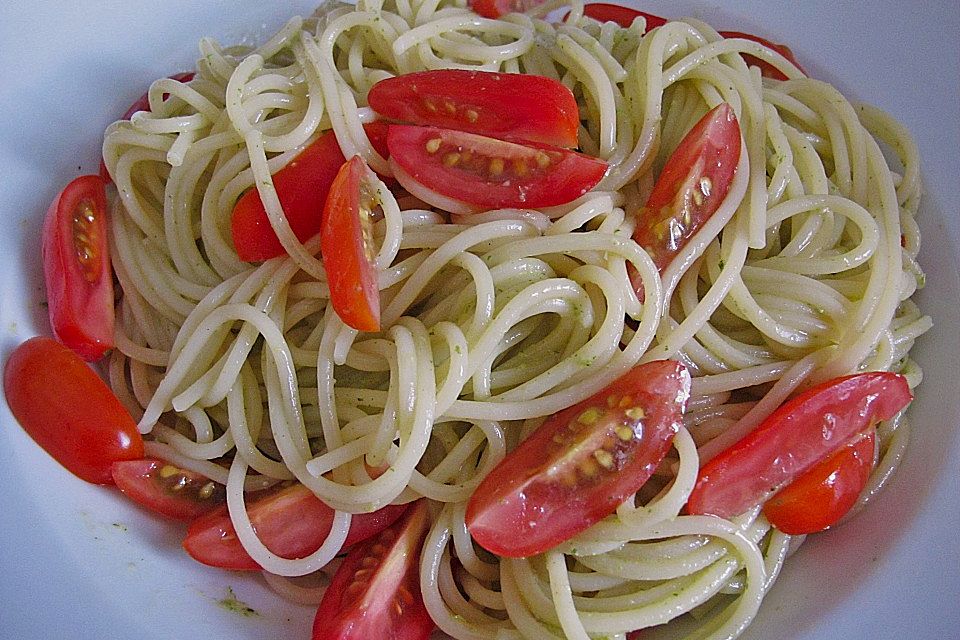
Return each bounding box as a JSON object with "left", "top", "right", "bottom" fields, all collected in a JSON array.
[
  {"left": 231, "top": 122, "right": 391, "bottom": 262},
  {"left": 312, "top": 500, "right": 434, "bottom": 640},
  {"left": 182, "top": 482, "right": 408, "bottom": 571},
  {"left": 631, "top": 103, "right": 741, "bottom": 299},
  {"left": 470, "top": 0, "right": 546, "bottom": 18},
  {"left": 466, "top": 360, "right": 691, "bottom": 558},
  {"left": 368, "top": 70, "right": 579, "bottom": 148},
  {"left": 763, "top": 430, "right": 876, "bottom": 534},
  {"left": 3, "top": 337, "right": 143, "bottom": 484},
  {"left": 686, "top": 372, "right": 911, "bottom": 519},
  {"left": 580, "top": 4, "right": 667, "bottom": 29},
  {"left": 387, "top": 125, "right": 607, "bottom": 214},
  {"left": 112, "top": 458, "right": 226, "bottom": 521},
  {"left": 41, "top": 174, "right": 115, "bottom": 361},
  {"left": 100, "top": 72, "right": 195, "bottom": 182},
  {"left": 718, "top": 31, "right": 804, "bottom": 81},
  {"left": 321, "top": 155, "right": 382, "bottom": 332}
]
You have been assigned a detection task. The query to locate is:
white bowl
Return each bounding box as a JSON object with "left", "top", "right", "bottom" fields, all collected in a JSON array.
[{"left": 1, "top": 2, "right": 957, "bottom": 639}]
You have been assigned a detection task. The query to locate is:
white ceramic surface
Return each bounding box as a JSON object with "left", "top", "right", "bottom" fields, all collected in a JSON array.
[{"left": 1, "top": 2, "right": 958, "bottom": 639}]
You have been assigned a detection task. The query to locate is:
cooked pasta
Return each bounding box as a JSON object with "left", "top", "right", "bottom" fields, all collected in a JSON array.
[{"left": 100, "top": 0, "right": 929, "bottom": 638}]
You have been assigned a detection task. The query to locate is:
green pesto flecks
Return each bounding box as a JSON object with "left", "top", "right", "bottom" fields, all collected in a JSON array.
[{"left": 218, "top": 587, "right": 259, "bottom": 618}]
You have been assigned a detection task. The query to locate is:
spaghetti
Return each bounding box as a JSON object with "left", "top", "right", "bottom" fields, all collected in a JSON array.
[{"left": 100, "top": 1, "right": 929, "bottom": 638}]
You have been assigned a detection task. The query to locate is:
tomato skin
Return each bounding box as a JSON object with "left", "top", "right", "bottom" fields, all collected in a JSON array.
[
  {"left": 630, "top": 103, "right": 740, "bottom": 300},
  {"left": 466, "top": 360, "right": 691, "bottom": 558},
  {"left": 111, "top": 458, "right": 226, "bottom": 521},
  {"left": 231, "top": 122, "right": 391, "bottom": 262},
  {"left": 572, "top": 5, "right": 802, "bottom": 80},
  {"left": 763, "top": 430, "right": 876, "bottom": 535},
  {"left": 312, "top": 500, "right": 434, "bottom": 640},
  {"left": 182, "top": 482, "right": 407, "bottom": 571},
  {"left": 42, "top": 174, "right": 115, "bottom": 361},
  {"left": 368, "top": 70, "right": 579, "bottom": 148},
  {"left": 581, "top": 4, "right": 667, "bottom": 29},
  {"left": 470, "top": 0, "right": 546, "bottom": 18},
  {"left": 321, "top": 156, "right": 382, "bottom": 332},
  {"left": 686, "top": 372, "right": 912, "bottom": 519},
  {"left": 387, "top": 125, "right": 607, "bottom": 213},
  {"left": 718, "top": 31, "right": 804, "bottom": 81},
  {"left": 3, "top": 337, "right": 143, "bottom": 484},
  {"left": 101, "top": 72, "right": 195, "bottom": 182}
]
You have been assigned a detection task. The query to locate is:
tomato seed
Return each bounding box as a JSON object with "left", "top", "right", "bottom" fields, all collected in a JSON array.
[
  {"left": 489, "top": 158, "right": 504, "bottom": 176},
  {"left": 465, "top": 109, "right": 479, "bottom": 123},
  {"left": 593, "top": 450, "right": 615, "bottom": 470},
  {"left": 443, "top": 153, "right": 460, "bottom": 167},
  {"left": 425, "top": 138, "right": 441, "bottom": 154},
  {"left": 72, "top": 200, "right": 102, "bottom": 283}
]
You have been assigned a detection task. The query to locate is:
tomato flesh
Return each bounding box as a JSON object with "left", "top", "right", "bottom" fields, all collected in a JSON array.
[
  {"left": 368, "top": 70, "right": 579, "bottom": 148},
  {"left": 42, "top": 174, "right": 115, "bottom": 361},
  {"left": 764, "top": 430, "right": 876, "bottom": 534},
  {"left": 321, "top": 155, "right": 382, "bottom": 332},
  {"left": 3, "top": 337, "right": 143, "bottom": 484},
  {"left": 470, "top": 0, "right": 546, "bottom": 18},
  {"left": 231, "top": 122, "right": 391, "bottom": 262},
  {"left": 686, "top": 372, "right": 911, "bottom": 519},
  {"left": 466, "top": 360, "right": 691, "bottom": 558},
  {"left": 312, "top": 500, "right": 434, "bottom": 640},
  {"left": 581, "top": 4, "right": 667, "bottom": 29},
  {"left": 182, "top": 482, "right": 407, "bottom": 571},
  {"left": 631, "top": 103, "right": 740, "bottom": 298},
  {"left": 112, "top": 458, "right": 226, "bottom": 521},
  {"left": 387, "top": 125, "right": 607, "bottom": 213}
]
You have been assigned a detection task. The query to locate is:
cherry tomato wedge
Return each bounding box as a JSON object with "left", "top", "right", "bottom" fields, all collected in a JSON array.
[
  {"left": 387, "top": 125, "right": 607, "bottom": 214},
  {"left": 368, "top": 70, "right": 579, "bottom": 148},
  {"left": 580, "top": 4, "right": 667, "bottom": 29},
  {"left": 3, "top": 337, "right": 143, "bottom": 484},
  {"left": 100, "top": 72, "right": 195, "bottom": 182},
  {"left": 686, "top": 372, "right": 911, "bottom": 519},
  {"left": 231, "top": 122, "right": 391, "bottom": 262},
  {"left": 42, "top": 174, "right": 115, "bottom": 361},
  {"left": 763, "top": 430, "right": 876, "bottom": 534},
  {"left": 112, "top": 458, "right": 226, "bottom": 521},
  {"left": 466, "top": 360, "right": 691, "bottom": 558},
  {"left": 631, "top": 103, "right": 741, "bottom": 299},
  {"left": 470, "top": 0, "right": 546, "bottom": 19},
  {"left": 312, "top": 500, "right": 434, "bottom": 640},
  {"left": 572, "top": 5, "right": 802, "bottom": 80},
  {"left": 182, "top": 482, "right": 408, "bottom": 571},
  {"left": 321, "top": 155, "right": 382, "bottom": 332},
  {"left": 718, "top": 31, "right": 804, "bottom": 81}
]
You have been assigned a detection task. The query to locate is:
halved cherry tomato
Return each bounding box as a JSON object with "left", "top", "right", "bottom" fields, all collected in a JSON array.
[
  {"left": 718, "top": 31, "right": 804, "bottom": 81},
  {"left": 100, "top": 71, "right": 195, "bottom": 182},
  {"left": 3, "top": 337, "right": 143, "bottom": 484},
  {"left": 112, "top": 458, "right": 226, "bottom": 521},
  {"left": 763, "top": 430, "right": 876, "bottom": 534},
  {"left": 470, "top": 0, "right": 546, "bottom": 19},
  {"left": 182, "top": 482, "right": 408, "bottom": 571},
  {"left": 387, "top": 125, "right": 608, "bottom": 214},
  {"left": 466, "top": 360, "right": 691, "bottom": 558},
  {"left": 368, "top": 70, "right": 579, "bottom": 148},
  {"left": 231, "top": 122, "right": 391, "bottom": 262},
  {"left": 321, "top": 155, "right": 382, "bottom": 332},
  {"left": 312, "top": 500, "right": 434, "bottom": 640},
  {"left": 581, "top": 4, "right": 667, "bottom": 29},
  {"left": 573, "top": 5, "right": 803, "bottom": 80},
  {"left": 631, "top": 103, "right": 741, "bottom": 299},
  {"left": 42, "top": 174, "right": 115, "bottom": 361},
  {"left": 686, "top": 372, "right": 911, "bottom": 519}
]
